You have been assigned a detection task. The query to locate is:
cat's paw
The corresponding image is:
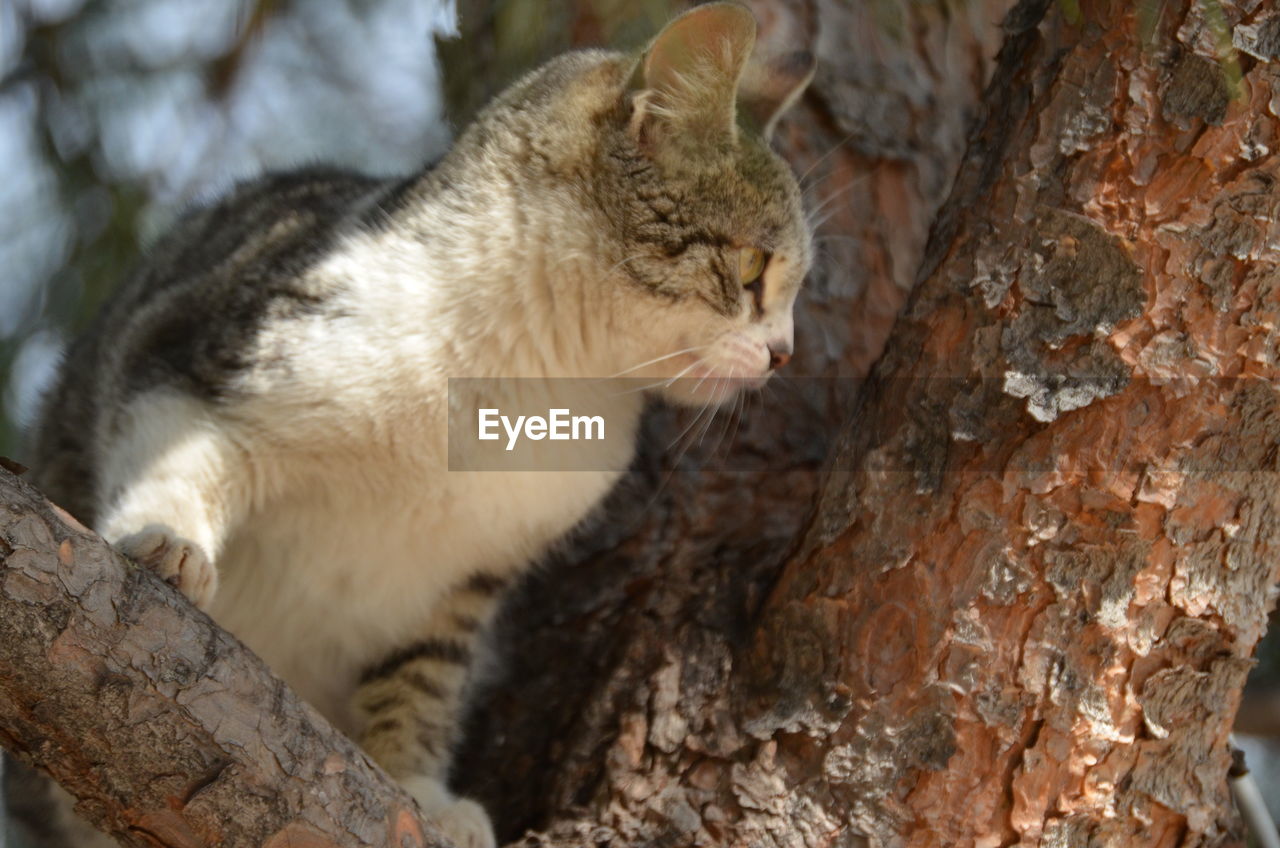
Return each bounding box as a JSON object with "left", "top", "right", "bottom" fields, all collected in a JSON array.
[
  {"left": 116, "top": 525, "right": 217, "bottom": 609},
  {"left": 401, "top": 776, "right": 496, "bottom": 848}
]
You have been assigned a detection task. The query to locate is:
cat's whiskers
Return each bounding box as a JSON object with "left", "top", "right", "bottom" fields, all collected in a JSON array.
[
  {"left": 606, "top": 253, "right": 648, "bottom": 277},
  {"left": 800, "top": 162, "right": 872, "bottom": 217},
  {"left": 797, "top": 127, "right": 861, "bottom": 188},
  {"left": 672, "top": 367, "right": 743, "bottom": 471},
  {"left": 715, "top": 369, "right": 747, "bottom": 459},
  {"left": 608, "top": 345, "right": 708, "bottom": 379},
  {"left": 808, "top": 205, "right": 851, "bottom": 235},
  {"left": 804, "top": 176, "right": 870, "bottom": 233},
  {"left": 725, "top": 383, "right": 748, "bottom": 456},
  {"left": 669, "top": 407, "right": 709, "bottom": 471},
  {"left": 666, "top": 372, "right": 715, "bottom": 456},
  {"left": 610, "top": 358, "right": 701, "bottom": 396},
  {"left": 763, "top": 373, "right": 813, "bottom": 414},
  {"left": 800, "top": 162, "right": 869, "bottom": 206},
  {"left": 694, "top": 375, "right": 727, "bottom": 448},
  {"left": 761, "top": 380, "right": 792, "bottom": 419}
]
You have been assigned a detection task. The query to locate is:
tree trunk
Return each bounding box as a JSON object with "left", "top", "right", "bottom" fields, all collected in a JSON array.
[
  {"left": 5, "top": 0, "right": 1277, "bottom": 846},
  {"left": 744, "top": 0, "right": 1280, "bottom": 838}
]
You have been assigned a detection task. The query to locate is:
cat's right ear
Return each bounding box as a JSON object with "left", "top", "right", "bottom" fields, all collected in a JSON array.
[{"left": 627, "top": 2, "right": 757, "bottom": 162}]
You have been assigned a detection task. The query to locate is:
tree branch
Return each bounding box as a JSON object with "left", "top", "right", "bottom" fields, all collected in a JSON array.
[{"left": 0, "top": 466, "right": 443, "bottom": 848}]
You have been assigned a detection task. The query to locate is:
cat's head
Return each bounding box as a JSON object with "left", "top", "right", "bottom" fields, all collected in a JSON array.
[{"left": 591, "top": 3, "right": 814, "bottom": 407}]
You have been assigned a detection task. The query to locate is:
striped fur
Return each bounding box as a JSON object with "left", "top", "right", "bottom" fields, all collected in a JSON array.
[{"left": 356, "top": 572, "right": 508, "bottom": 783}]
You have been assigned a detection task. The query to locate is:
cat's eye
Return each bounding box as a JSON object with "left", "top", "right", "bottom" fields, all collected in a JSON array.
[
  {"left": 739, "top": 247, "right": 767, "bottom": 285},
  {"left": 738, "top": 247, "right": 769, "bottom": 316}
]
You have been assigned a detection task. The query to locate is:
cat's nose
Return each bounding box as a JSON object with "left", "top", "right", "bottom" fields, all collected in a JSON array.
[{"left": 768, "top": 342, "right": 792, "bottom": 370}]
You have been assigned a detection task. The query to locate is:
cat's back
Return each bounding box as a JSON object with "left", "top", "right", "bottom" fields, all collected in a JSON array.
[
  {"left": 92, "top": 167, "right": 409, "bottom": 399},
  {"left": 29, "top": 167, "right": 412, "bottom": 519}
]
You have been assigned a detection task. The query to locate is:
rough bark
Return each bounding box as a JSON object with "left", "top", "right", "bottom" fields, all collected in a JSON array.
[
  {"left": 747, "top": 0, "right": 1280, "bottom": 839},
  {"left": 0, "top": 467, "right": 440, "bottom": 848}
]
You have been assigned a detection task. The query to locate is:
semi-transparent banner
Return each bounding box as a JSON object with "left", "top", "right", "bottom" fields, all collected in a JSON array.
[{"left": 446, "top": 376, "right": 1278, "bottom": 472}]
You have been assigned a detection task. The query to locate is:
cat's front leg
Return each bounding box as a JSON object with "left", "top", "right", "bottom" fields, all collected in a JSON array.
[
  {"left": 95, "top": 393, "right": 253, "bottom": 609},
  {"left": 113, "top": 524, "right": 218, "bottom": 607},
  {"left": 355, "top": 571, "right": 512, "bottom": 848}
]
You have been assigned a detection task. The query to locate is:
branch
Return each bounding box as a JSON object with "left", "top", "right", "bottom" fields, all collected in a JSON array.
[{"left": 0, "top": 465, "right": 444, "bottom": 848}]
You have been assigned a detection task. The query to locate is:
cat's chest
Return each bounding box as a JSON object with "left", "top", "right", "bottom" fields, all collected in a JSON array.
[
  {"left": 233, "top": 461, "right": 623, "bottom": 582},
  {"left": 216, "top": 444, "right": 627, "bottom": 627},
  {"left": 210, "top": 462, "right": 623, "bottom": 721}
]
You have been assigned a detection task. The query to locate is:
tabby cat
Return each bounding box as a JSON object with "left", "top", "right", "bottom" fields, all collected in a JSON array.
[{"left": 24, "top": 4, "right": 812, "bottom": 845}]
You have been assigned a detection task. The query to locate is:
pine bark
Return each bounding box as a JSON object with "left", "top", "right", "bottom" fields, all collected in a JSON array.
[
  {"left": 5, "top": 0, "right": 1278, "bottom": 846},
  {"left": 741, "top": 0, "right": 1280, "bottom": 840}
]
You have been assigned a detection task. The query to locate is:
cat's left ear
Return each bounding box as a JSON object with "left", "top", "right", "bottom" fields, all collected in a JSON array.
[{"left": 629, "top": 2, "right": 757, "bottom": 156}]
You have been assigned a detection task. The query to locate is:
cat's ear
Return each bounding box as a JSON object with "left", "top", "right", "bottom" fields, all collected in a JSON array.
[{"left": 629, "top": 2, "right": 757, "bottom": 156}]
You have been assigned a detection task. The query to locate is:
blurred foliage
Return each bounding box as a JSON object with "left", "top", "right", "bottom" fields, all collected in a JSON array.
[{"left": 0, "top": 0, "right": 455, "bottom": 460}]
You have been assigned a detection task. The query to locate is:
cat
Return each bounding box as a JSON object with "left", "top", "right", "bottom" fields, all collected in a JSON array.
[{"left": 21, "top": 3, "right": 813, "bottom": 846}]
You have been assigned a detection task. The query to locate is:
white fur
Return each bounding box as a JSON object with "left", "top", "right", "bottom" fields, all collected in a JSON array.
[
  {"left": 401, "top": 775, "right": 497, "bottom": 848},
  {"left": 97, "top": 190, "right": 658, "bottom": 729}
]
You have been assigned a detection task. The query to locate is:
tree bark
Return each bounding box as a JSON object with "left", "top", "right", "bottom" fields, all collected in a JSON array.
[
  {"left": 743, "top": 0, "right": 1280, "bottom": 839},
  {"left": 0, "top": 466, "right": 440, "bottom": 848}
]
